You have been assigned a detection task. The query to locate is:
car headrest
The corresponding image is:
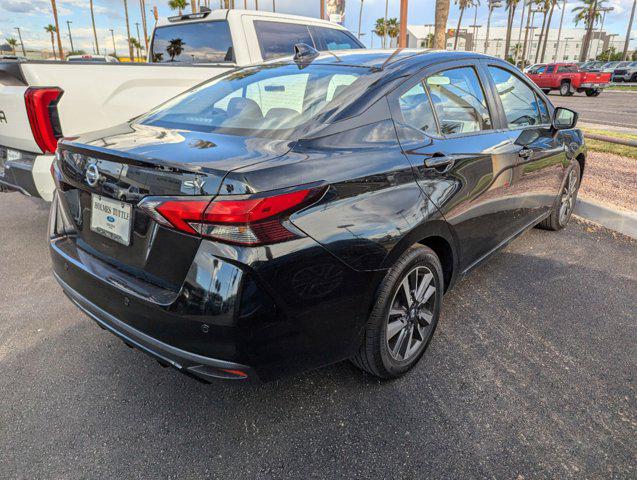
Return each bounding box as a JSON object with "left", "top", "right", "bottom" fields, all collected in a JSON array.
[{"left": 227, "top": 97, "right": 263, "bottom": 119}]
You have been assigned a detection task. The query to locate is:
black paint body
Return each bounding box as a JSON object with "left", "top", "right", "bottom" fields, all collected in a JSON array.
[{"left": 49, "top": 50, "right": 586, "bottom": 382}]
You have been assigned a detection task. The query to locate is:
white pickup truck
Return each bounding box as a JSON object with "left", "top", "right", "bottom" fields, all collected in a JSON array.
[{"left": 0, "top": 8, "right": 362, "bottom": 201}]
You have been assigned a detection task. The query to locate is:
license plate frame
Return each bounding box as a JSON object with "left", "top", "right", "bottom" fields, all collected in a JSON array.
[{"left": 90, "top": 194, "right": 134, "bottom": 246}]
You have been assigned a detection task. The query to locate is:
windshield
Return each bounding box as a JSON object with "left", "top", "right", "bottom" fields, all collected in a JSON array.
[
  {"left": 139, "top": 63, "right": 370, "bottom": 138},
  {"left": 151, "top": 21, "right": 234, "bottom": 63}
]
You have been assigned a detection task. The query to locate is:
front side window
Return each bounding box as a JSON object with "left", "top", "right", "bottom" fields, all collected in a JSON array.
[
  {"left": 425, "top": 66, "right": 491, "bottom": 135},
  {"left": 312, "top": 27, "right": 363, "bottom": 51},
  {"left": 151, "top": 21, "right": 234, "bottom": 63},
  {"left": 535, "top": 66, "right": 546, "bottom": 74},
  {"left": 140, "top": 64, "right": 368, "bottom": 137},
  {"left": 488, "top": 66, "right": 546, "bottom": 128},
  {"left": 546, "top": 65, "right": 555, "bottom": 73},
  {"left": 254, "top": 21, "right": 314, "bottom": 60},
  {"left": 398, "top": 83, "right": 437, "bottom": 134}
]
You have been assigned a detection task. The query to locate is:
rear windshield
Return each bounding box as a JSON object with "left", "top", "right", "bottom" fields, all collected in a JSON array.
[
  {"left": 139, "top": 63, "right": 370, "bottom": 138},
  {"left": 151, "top": 21, "right": 234, "bottom": 63}
]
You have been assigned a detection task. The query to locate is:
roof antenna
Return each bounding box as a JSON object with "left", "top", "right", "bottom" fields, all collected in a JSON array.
[{"left": 293, "top": 43, "right": 319, "bottom": 67}]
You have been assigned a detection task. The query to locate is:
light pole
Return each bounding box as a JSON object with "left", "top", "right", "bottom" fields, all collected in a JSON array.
[
  {"left": 622, "top": 0, "right": 636, "bottom": 60},
  {"left": 358, "top": 0, "right": 364, "bottom": 39},
  {"left": 484, "top": 0, "right": 502, "bottom": 54},
  {"left": 66, "top": 20, "right": 74, "bottom": 53},
  {"left": 527, "top": 26, "right": 538, "bottom": 63},
  {"left": 14, "top": 27, "right": 26, "bottom": 57},
  {"left": 469, "top": 24, "right": 481, "bottom": 52},
  {"left": 553, "top": 0, "right": 567, "bottom": 62},
  {"left": 494, "top": 38, "right": 503, "bottom": 56},
  {"left": 110, "top": 29, "right": 117, "bottom": 57},
  {"left": 563, "top": 36, "right": 573, "bottom": 61},
  {"left": 594, "top": 7, "right": 614, "bottom": 60},
  {"left": 514, "top": 1, "right": 529, "bottom": 65}
]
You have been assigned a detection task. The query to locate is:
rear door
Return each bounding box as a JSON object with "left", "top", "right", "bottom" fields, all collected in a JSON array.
[{"left": 390, "top": 59, "right": 523, "bottom": 271}]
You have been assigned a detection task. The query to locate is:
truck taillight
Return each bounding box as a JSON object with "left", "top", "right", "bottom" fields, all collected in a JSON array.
[
  {"left": 24, "top": 87, "right": 63, "bottom": 154},
  {"left": 139, "top": 187, "right": 325, "bottom": 246}
]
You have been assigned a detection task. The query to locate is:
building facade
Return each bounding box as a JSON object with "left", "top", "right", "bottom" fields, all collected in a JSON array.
[{"left": 406, "top": 25, "right": 630, "bottom": 63}]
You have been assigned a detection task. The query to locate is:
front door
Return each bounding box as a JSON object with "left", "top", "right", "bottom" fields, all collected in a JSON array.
[{"left": 390, "top": 60, "right": 524, "bottom": 272}]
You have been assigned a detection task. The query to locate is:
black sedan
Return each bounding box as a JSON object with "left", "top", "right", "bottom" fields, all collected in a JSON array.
[{"left": 49, "top": 48, "right": 585, "bottom": 383}]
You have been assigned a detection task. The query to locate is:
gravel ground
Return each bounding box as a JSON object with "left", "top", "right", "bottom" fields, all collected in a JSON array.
[
  {"left": 579, "top": 151, "right": 637, "bottom": 212},
  {"left": 1, "top": 192, "right": 636, "bottom": 479}
]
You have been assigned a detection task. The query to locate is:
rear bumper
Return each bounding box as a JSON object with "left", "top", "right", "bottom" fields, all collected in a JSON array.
[
  {"left": 0, "top": 147, "right": 54, "bottom": 200},
  {"left": 55, "top": 271, "right": 257, "bottom": 382},
  {"left": 579, "top": 83, "right": 608, "bottom": 89}
]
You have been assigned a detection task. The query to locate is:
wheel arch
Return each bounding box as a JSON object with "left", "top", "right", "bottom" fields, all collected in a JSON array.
[{"left": 381, "top": 220, "right": 459, "bottom": 292}]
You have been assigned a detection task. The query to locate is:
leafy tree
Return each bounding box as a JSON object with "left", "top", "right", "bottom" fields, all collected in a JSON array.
[
  {"left": 434, "top": 0, "right": 451, "bottom": 49},
  {"left": 454, "top": 0, "right": 479, "bottom": 50},
  {"left": 166, "top": 38, "right": 185, "bottom": 61},
  {"left": 169, "top": 0, "right": 188, "bottom": 15},
  {"left": 374, "top": 18, "right": 387, "bottom": 48},
  {"left": 504, "top": 0, "right": 520, "bottom": 59},
  {"left": 386, "top": 18, "right": 400, "bottom": 47},
  {"left": 573, "top": 0, "right": 608, "bottom": 60}
]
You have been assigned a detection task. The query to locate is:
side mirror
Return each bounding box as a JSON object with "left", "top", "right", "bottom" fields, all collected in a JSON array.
[{"left": 552, "top": 107, "right": 578, "bottom": 130}]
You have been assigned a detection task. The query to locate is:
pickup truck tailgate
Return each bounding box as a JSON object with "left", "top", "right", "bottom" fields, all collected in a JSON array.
[
  {"left": 0, "top": 85, "right": 41, "bottom": 153},
  {"left": 581, "top": 71, "right": 611, "bottom": 84}
]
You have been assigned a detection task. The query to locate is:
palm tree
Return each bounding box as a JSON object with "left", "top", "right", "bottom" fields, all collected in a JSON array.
[
  {"left": 539, "top": 0, "right": 557, "bottom": 62},
  {"left": 573, "top": 0, "right": 606, "bottom": 60},
  {"left": 510, "top": 42, "right": 522, "bottom": 60},
  {"left": 50, "top": 0, "right": 64, "bottom": 60},
  {"left": 504, "top": 0, "right": 520, "bottom": 59},
  {"left": 374, "top": 18, "right": 387, "bottom": 48},
  {"left": 6, "top": 37, "right": 18, "bottom": 56},
  {"left": 122, "top": 0, "right": 134, "bottom": 60},
  {"left": 454, "top": 0, "right": 478, "bottom": 50},
  {"left": 169, "top": 0, "right": 188, "bottom": 14},
  {"left": 434, "top": 0, "right": 451, "bottom": 49},
  {"left": 129, "top": 37, "right": 142, "bottom": 61},
  {"left": 534, "top": 0, "right": 550, "bottom": 63},
  {"left": 167, "top": 38, "right": 185, "bottom": 61},
  {"left": 44, "top": 24, "right": 57, "bottom": 59},
  {"left": 90, "top": 0, "right": 100, "bottom": 54},
  {"left": 386, "top": 18, "right": 400, "bottom": 47}
]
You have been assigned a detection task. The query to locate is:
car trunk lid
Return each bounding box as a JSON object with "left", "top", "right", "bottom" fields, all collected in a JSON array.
[{"left": 56, "top": 123, "right": 294, "bottom": 290}]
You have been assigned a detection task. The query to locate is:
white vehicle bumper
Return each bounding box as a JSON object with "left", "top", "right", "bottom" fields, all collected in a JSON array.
[{"left": 0, "top": 147, "right": 54, "bottom": 201}]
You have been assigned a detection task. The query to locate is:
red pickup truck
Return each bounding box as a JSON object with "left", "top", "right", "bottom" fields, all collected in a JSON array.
[{"left": 526, "top": 63, "right": 611, "bottom": 97}]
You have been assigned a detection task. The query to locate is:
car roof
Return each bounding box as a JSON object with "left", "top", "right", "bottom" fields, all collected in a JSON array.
[{"left": 264, "top": 48, "right": 493, "bottom": 71}]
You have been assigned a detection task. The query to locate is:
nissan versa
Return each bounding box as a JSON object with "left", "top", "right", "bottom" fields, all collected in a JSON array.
[{"left": 49, "top": 48, "right": 585, "bottom": 383}]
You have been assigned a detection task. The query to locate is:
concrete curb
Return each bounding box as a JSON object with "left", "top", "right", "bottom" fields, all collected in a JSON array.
[
  {"left": 584, "top": 133, "right": 637, "bottom": 147},
  {"left": 574, "top": 198, "right": 637, "bottom": 239}
]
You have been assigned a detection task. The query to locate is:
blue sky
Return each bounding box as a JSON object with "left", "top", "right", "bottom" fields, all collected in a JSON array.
[{"left": 1, "top": 0, "right": 635, "bottom": 54}]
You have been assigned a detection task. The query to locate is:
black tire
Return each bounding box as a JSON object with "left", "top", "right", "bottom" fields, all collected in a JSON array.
[
  {"left": 631, "top": 73, "right": 637, "bottom": 82},
  {"left": 351, "top": 245, "right": 443, "bottom": 379},
  {"left": 559, "top": 81, "right": 572, "bottom": 96},
  {"left": 585, "top": 89, "right": 601, "bottom": 97},
  {"left": 537, "top": 161, "right": 581, "bottom": 231},
  {"left": 542, "top": 89, "right": 551, "bottom": 94}
]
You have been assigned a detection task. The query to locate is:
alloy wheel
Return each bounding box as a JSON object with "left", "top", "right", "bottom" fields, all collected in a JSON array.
[
  {"left": 559, "top": 169, "right": 578, "bottom": 226},
  {"left": 386, "top": 266, "right": 437, "bottom": 362}
]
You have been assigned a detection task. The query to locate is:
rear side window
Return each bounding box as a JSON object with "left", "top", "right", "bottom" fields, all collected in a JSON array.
[
  {"left": 425, "top": 66, "right": 491, "bottom": 135},
  {"left": 151, "top": 21, "right": 234, "bottom": 63},
  {"left": 312, "top": 27, "right": 363, "bottom": 51},
  {"left": 255, "top": 21, "right": 314, "bottom": 60},
  {"left": 488, "top": 66, "right": 547, "bottom": 127},
  {"left": 398, "top": 83, "right": 437, "bottom": 134}
]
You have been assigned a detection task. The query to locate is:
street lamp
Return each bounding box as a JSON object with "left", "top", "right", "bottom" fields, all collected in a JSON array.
[
  {"left": 484, "top": 0, "right": 502, "bottom": 54},
  {"left": 469, "top": 24, "right": 482, "bottom": 52},
  {"left": 14, "top": 27, "right": 26, "bottom": 57},
  {"left": 109, "top": 29, "right": 117, "bottom": 57},
  {"left": 594, "top": 7, "right": 614, "bottom": 59},
  {"left": 563, "top": 36, "right": 573, "bottom": 61},
  {"left": 66, "top": 20, "right": 74, "bottom": 53},
  {"left": 607, "top": 33, "right": 618, "bottom": 61},
  {"left": 494, "top": 38, "right": 503, "bottom": 56}
]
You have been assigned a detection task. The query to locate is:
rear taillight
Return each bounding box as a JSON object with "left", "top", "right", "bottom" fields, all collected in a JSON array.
[
  {"left": 24, "top": 87, "right": 63, "bottom": 154},
  {"left": 140, "top": 187, "right": 325, "bottom": 246}
]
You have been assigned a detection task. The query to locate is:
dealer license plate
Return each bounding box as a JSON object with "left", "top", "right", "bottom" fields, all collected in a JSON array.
[{"left": 90, "top": 195, "right": 133, "bottom": 246}]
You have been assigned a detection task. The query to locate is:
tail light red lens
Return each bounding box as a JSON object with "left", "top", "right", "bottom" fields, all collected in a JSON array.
[
  {"left": 141, "top": 187, "right": 325, "bottom": 246},
  {"left": 24, "top": 87, "right": 63, "bottom": 154}
]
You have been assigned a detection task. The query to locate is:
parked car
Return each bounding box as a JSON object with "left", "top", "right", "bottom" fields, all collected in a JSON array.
[
  {"left": 580, "top": 61, "right": 604, "bottom": 71},
  {"left": 66, "top": 54, "right": 119, "bottom": 63},
  {"left": 526, "top": 62, "right": 610, "bottom": 96},
  {"left": 612, "top": 61, "right": 637, "bottom": 82},
  {"left": 523, "top": 63, "right": 545, "bottom": 74},
  {"left": 0, "top": 9, "right": 363, "bottom": 200},
  {"left": 49, "top": 48, "right": 585, "bottom": 383}
]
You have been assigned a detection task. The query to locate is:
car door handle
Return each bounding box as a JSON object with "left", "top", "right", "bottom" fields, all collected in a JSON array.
[
  {"left": 424, "top": 153, "right": 455, "bottom": 170},
  {"left": 518, "top": 148, "right": 533, "bottom": 160}
]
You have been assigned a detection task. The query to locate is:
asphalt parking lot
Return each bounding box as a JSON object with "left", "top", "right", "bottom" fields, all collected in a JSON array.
[
  {"left": 1, "top": 192, "right": 635, "bottom": 479},
  {"left": 550, "top": 90, "right": 637, "bottom": 130}
]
